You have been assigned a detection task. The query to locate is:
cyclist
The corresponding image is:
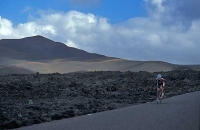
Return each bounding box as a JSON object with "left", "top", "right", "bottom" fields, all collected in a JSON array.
[{"left": 155, "top": 74, "right": 165, "bottom": 100}]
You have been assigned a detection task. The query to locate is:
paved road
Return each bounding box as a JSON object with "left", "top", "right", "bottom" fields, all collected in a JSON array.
[{"left": 15, "top": 91, "right": 200, "bottom": 130}]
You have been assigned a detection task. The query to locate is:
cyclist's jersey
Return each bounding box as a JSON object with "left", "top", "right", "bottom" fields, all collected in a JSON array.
[{"left": 155, "top": 78, "right": 165, "bottom": 87}]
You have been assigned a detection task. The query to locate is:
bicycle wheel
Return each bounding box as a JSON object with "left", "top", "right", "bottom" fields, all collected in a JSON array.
[
  {"left": 156, "top": 90, "right": 162, "bottom": 104},
  {"left": 159, "top": 91, "right": 162, "bottom": 104},
  {"left": 156, "top": 90, "right": 160, "bottom": 104}
]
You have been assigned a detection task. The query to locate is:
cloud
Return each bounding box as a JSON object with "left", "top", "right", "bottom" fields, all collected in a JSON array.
[
  {"left": 0, "top": 0, "right": 200, "bottom": 64},
  {"left": 0, "top": 16, "right": 14, "bottom": 37},
  {"left": 164, "top": 0, "right": 200, "bottom": 21},
  {"left": 145, "top": 0, "right": 200, "bottom": 26},
  {"left": 21, "top": 6, "right": 34, "bottom": 13}
]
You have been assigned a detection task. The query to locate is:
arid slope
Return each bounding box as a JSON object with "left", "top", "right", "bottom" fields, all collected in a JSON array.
[{"left": 0, "top": 36, "right": 200, "bottom": 75}]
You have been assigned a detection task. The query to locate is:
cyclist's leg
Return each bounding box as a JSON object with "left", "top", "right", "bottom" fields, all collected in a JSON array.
[
  {"left": 157, "top": 87, "right": 160, "bottom": 99},
  {"left": 160, "top": 86, "right": 164, "bottom": 97},
  {"left": 160, "top": 86, "right": 164, "bottom": 98},
  {"left": 158, "top": 86, "right": 163, "bottom": 98}
]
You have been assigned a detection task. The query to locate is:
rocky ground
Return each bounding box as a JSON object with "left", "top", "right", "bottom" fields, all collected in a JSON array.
[{"left": 0, "top": 70, "right": 200, "bottom": 129}]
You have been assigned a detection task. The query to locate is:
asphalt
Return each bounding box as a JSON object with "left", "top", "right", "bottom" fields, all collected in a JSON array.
[{"left": 15, "top": 91, "right": 200, "bottom": 130}]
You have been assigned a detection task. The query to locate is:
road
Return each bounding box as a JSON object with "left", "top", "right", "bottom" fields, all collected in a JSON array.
[{"left": 15, "top": 91, "right": 200, "bottom": 130}]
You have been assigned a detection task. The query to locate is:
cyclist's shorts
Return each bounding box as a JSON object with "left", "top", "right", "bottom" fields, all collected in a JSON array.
[
  {"left": 158, "top": 83, "right": 163, "bottom": 86},
  {"left": 157, "top": 85, "right": 163, "bottom": 88}
]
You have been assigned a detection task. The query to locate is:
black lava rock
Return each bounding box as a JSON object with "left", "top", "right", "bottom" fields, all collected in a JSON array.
[
  {"left": 51, "top": 114, "right": 62, "bottom": 120},
  {"left": 0, "top": 70, "right": 200, "bottom": 129},
  {"left": 3, "top": 119, "right": 20, "bottom": 129}
]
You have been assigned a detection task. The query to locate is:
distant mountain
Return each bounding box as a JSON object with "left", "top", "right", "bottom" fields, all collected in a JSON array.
[
  {"left": 0, "top": 35, "right": 111, "bottom": 61},
  {"left": 0, "top": 35, "right": 200, "bottom": 75}
]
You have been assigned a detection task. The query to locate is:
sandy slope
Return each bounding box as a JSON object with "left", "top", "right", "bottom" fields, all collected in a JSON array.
[
  {"left": 0, "top": 65, "right": 34, "bottom": 75},
  {"left": 1, "top": 58, "right": 200, "bottom": 75},
  {"left": 4, "top": 59, "right": 176, "bottom": 74}
]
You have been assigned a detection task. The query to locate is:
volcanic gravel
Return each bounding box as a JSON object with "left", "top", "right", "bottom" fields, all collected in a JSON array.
[{"left": 0, "top": 70, "right": 200, "bottom": 129}]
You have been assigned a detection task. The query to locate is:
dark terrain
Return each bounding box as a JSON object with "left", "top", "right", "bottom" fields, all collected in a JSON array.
[{"left": 0, "top": 69, "right": 200, "bottom": 129}]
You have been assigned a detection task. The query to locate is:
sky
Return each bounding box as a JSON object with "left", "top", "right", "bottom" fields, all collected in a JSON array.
[{"left": 0, "top": 0, "right": 200, "bottom": 65}]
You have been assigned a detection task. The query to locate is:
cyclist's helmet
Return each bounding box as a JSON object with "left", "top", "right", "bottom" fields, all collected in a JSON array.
[{"left": 157, "top": 74, "right": 162, "bottom": 79}]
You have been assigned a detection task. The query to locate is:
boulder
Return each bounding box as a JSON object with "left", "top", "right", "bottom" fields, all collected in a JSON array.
[
  {"left": 3, "top": 119, "right": 21, "bottom": 129},
  {"left": 51, "top": 114, "right": 62, "bottom": 120}
]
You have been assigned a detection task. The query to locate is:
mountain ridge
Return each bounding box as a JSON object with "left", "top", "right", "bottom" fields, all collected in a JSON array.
[
  {"left": 0, "top": 35, "right": 200, "bottom": 75},
  {"left": 0, "top": 35, "right": 111, "bottom": 61}
]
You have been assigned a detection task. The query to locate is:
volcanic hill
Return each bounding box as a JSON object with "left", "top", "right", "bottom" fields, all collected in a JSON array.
[{"left": 0, "top": 35, "right": 200, "bottom": 75}]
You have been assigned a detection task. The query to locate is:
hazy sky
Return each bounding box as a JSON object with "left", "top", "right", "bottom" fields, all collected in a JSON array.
[{"left": 0, "top": 0, "right": 200, "bottom": 64}]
